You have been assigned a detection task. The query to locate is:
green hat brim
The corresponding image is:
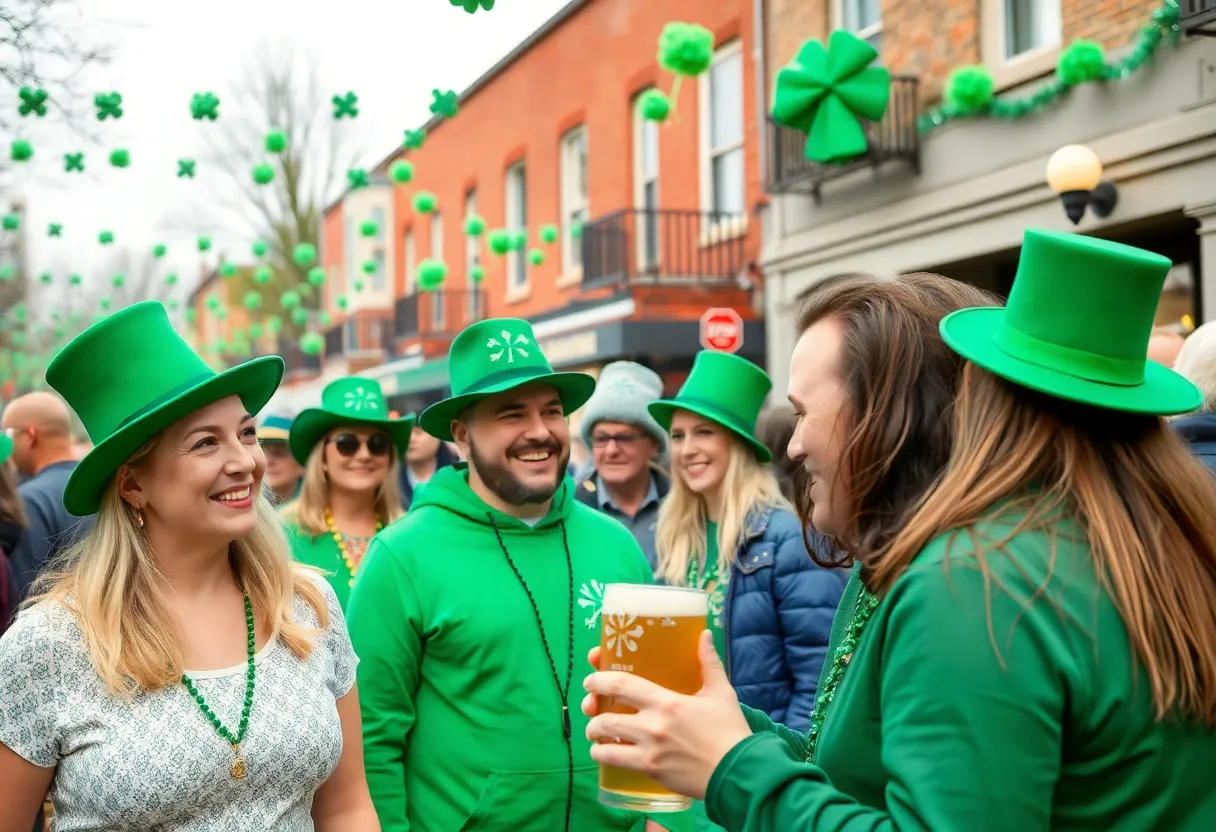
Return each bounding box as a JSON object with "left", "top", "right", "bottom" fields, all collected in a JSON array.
[
  {"left": 63, "top": 356, "right": 285, "bottom": 516},
  {"left": 0, "top": 433, "right": 12, "bottom": 466},
  {"left": 419, "top": 371, "right": 597, "bottom": 442},
  {"left": 288, "top": 410, "right": 415, "bottom": 465},
  {"left": 941, "top": 307, "right": 1202, "bottom": 416},
  {"left": 648, "top": 399, "right": 773, "bottom": 463}
]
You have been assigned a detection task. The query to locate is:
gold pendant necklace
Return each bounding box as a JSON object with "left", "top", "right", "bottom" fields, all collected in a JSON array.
[{"left": 230, "top": 743, "right": 247, "bottom": 779}]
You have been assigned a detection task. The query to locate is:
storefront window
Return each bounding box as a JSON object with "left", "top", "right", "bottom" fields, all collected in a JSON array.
[{"left": 1155, "top": 262, "right": 1197, "bottom": 332}]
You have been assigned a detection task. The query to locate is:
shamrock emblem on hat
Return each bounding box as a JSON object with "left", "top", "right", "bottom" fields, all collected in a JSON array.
[
  {"left": 190, "top": 91, "right": 220, "bottom": 121},
  {"left": 177, "top": 158, "right": 196, "bottom": 178},
  {"left": 772, "top": 30, "right": 891, "bottom": 165},
  {"left": 64, "top": 152, "right": 84, "bottom": 172},
  {"left": 18, "top": 87, "right": 48, "bottom": 117},
  {"left": 333, "top": 92, "right": 358, "bottom": 119},
  {"left": 486, "top": 329, "right": 531, "bottom": 364},
  {"left": 347, "top": 168, "right": 369, "bottom": 190},
  {"left": 94, "top": 91, "right": 123, "bottom": 121},
  {"left": 403, "top": 128, "right": 426, "bottom": 150},
  {"left": 429, "top": 89, "right": 459, "bottom": 119}
]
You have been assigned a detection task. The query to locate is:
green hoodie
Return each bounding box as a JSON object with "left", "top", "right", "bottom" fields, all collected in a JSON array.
[{"left": 347, "top": 465, "right": 676, "bottom": 832}]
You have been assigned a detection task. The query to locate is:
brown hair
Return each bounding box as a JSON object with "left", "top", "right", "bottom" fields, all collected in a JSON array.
[
  {"left": 791, "top": 273, "right": 1001, "bottom": 568},
  {"left": 878, "top": 367, "right": 1216, "bottom": 726},
  {"left": 0, "top": 465, "right": 28, "bottom": 529},
  {"left": 755, "top": 404, "right": 799, "bottom": 502}
]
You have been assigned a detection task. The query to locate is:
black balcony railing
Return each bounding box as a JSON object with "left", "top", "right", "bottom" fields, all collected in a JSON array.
[
  {"left": 581, "top": 208, "right": 747, "bottom": 289},
  {"left": 1181, "top": 0, "right": 1216, "bottom": 34},
  {"left": 395, "top": 288, "right": 487, "bottom": 340},
  {"left": 277, "top": 335, "right": 321, "bottom": 376},
  {"left": 766, "top": 75, "right": 920, "bottom": 198},
  {"left": 323, "top": 317, "right": 393, "bottom": 358}
]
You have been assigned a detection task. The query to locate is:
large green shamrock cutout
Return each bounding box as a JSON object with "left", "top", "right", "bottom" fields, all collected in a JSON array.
[
  {"left": 450, "top": 0, "right": 495, "bottom": 11},
  {"left": 64, "top": 152, "right": 84, "bottom": 172},
  {"left": 347, "top": 168, "right": 369, "bottom": 189},
  {"left": 403, "top": 129, "right": 426, "bottom": 150},
  {"left": 177, "top": 158, "right": 196, "bottom": 178},
  {"left": 771, "top": 30, "right": 891, "bottom": 165},
  {"left": 429, "top": 89, "right": 459, "bottom": 119},
  {"left": 48, "top": 224, "right": 62, "bottom": 237},
  {"left": 94, "top": 92, "right": 123, "bottom": 121},
  {"left": 190, "top": 92, "right": 220, "bottom": 121},
  {"left": 333, "top": 92, "right": 358, "bottom": 119},
  {"left": 19, "top": 87, "right": 48, "bottom": 117}
]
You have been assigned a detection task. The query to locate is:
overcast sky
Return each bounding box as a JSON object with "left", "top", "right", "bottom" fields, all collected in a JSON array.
[{"left": 11, "top": 0, "right": 569, "bottom": 307}]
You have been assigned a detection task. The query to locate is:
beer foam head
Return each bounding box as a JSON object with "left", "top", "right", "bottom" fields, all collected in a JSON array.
[{"left": 601, "top": 583, "right": 708, "bottom": 618}]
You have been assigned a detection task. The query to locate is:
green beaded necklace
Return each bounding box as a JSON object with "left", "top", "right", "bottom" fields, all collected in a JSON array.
[
  {"left": 181, "top": 594, "right": 257, "bottom": 780},
  {"left": 804, "top": 589, "right": 881, "bottom": 762}
]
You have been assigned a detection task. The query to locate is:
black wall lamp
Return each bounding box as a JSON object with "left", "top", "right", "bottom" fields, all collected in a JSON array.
[{"left": 1046, "top": 144, "right": 1119, "bottom": 226}]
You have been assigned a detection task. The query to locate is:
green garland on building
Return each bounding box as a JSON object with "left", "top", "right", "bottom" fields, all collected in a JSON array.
[{"left": 917, "top": 0, "right": 1183, "bottom": 133}]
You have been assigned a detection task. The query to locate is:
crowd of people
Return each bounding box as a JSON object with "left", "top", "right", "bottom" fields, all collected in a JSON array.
[{"left": 1, "top": 226, "right": 1215, "bottom": 830}]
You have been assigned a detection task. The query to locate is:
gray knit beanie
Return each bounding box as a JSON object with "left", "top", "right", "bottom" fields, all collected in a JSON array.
[{"left": 580, "top": 361, "right": 667, "bottom": 452}]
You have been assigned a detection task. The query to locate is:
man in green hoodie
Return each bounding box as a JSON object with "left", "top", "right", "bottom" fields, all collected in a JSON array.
[{"left": 347, "top": 318, "right": 683, "bottom": 832}]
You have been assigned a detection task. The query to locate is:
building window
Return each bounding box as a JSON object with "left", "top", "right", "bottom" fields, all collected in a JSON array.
[
  {"left": 465, "top": 189, "right": 482, "bottom": 321},
  {"left": 701, "top": 42, "right": 745, "bottom": 219},
  {"left": 345, "top": 319, "right": 358, "bottom": 352},
  {"left": 633, "top": 93, "right": 660, "bottom": 273},
  {"left": 404, "top": 228, "right": 416, "bottom": 294},
  {"left": 560, "top": 127, "right": 589, "bottom": 275},
  {"left": 505, "top": 161, "right": 528, "bottom": 290},
  {"left": 372, "top": 248, "right": 386, "bottom": 291},
  {"left": 837, "top": 0, "right": 882, "bottom": 53},
  {"left": 430, "top": 212, "right": 444, "bottom": 329},
  {"left": 371, "top": 206, "right": 386, "bottom": 242},
  {"left": 1001, "top": 0, "right": 1060, "bottom": 60}
]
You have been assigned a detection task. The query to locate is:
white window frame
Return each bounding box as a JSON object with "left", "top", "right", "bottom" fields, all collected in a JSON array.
[
  {"left": 980, "top": 0, "right": 1062, "bottom": 86},
  {"left": 698, "top": 40, "right": 747, "bottom": 236},
  {"left": 996, "top": 0, "right": 1061, "bottom": 62},
  {"left": 633, "top": 93, "right": 661, "bottom": 273},
  {"left": 430, "top": 212, "right": 444, "bottom": 330},
  {"left": 403, "top": 228, "right": 416, "bottom": 295},
  {"left": 372, "top": 247, "right": 386, "bottom": 291},
  {"left": 465, "top": 189, "right": 482, "bottom": 321},
  {"left": 559, "top": 126, "right": 589, "bottom": 277},
  {"left": 832, "top": 0, "right": 883, "bottom": 53},
  {"left": 505, "top": 161, "right": 528, "bottom": 292}
]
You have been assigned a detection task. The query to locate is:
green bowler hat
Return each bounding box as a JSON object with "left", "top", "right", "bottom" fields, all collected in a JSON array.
[
  {"left": 289, "top": 377, "right": 415, "bottom": 464},
  {"left": 46, "top": 301, "right": 284, "bottom": 516},
  {"left": 649, "top": 351, "right": 773, "bottom": 462},
  {"left": 941, "top": 227, "right": 1201, "bottom": 415},
  {"left": 419, "top": 317, "right": 597, "bottom": 441}
]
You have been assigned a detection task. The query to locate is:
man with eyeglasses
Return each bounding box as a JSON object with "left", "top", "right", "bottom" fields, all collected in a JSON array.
[
  {"left": 575, "top": 361, "right": 669, "bottom": 571},
  {"left": 256, "top": 413, "right": 305, "bottom": 504}
]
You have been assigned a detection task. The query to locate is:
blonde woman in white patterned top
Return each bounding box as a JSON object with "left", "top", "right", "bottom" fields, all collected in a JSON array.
[{"left": 0, "top": 303, "right": 380, "bottom": 831}]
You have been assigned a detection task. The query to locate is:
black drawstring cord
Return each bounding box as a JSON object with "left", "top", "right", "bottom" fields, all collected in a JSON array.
[{"left": 488, "top": 514, "right": 576, "bottom": 832}]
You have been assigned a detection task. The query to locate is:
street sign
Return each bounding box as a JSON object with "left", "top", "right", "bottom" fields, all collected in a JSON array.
[{"left": 700, "top": 307, "right": 744, "bottom": 353}]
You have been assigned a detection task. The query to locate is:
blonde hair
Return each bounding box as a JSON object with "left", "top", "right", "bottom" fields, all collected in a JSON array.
[
  {"left": 656, "top": 427, "right": 790, "bottom": 586},
  {"left": 26, "top": 438, "right": 328, "bottom": 695},
  {"left": 1172, "top": 321, "right": 1216, "bottom": 413},
  {"left": 279, "top": 429, "right": 404, "bottom": 535}
]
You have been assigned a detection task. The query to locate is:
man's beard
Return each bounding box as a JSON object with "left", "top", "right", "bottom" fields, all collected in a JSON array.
[{"left": 468, "top": 435, "right": 569, "bottom": 506}]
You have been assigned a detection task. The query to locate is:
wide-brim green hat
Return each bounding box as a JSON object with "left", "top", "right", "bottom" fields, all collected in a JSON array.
[
  {"left": 419, "top": 317, "right": 597, "bottom": 441},
  {"left": 46, "top": 301, "right": 284, "bottom": 516},
  {"left": 940, "top": 228, "right": 1201, "bottom": 416},
  {"left": 649, "top": 350, "right": 773, "bottom": 463},
  {"left": 289, "top": 376, "right": 415, "bottom": 464}
]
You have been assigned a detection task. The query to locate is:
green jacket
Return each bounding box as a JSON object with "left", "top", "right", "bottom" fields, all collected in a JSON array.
[
  {"left": 347, "top": 465, "right": 668, "bottom": 832},
  {"left": 708, "top": 512, "right": 1216, "bottom": 831},
  {"left": 284, "top": 524, "right": 354, "bottom": 611}
]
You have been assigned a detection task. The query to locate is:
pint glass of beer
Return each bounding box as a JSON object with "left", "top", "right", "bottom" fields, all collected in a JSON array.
[{"left": 596, "top": 583, "right": 708, "bottom": 812}]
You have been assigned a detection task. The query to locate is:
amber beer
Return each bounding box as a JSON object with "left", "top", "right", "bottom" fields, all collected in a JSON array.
[{"left": 597, "top": 583, "right": 708, "bottom": 812}]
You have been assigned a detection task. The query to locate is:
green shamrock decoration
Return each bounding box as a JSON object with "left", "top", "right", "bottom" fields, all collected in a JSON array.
[
  {"left": 417, "top": 259, "right": 447, "bottom": 291},
  {"left": 333, "top": 92, "right": 358, "bottom": 119},
  {"left": 359, "top": 220, "right": 378, "bottom": 238},
  {"left": 403, "top": 129, "right": 426, "bottom": 150},
  {"left": 361, "top": 259, "right": 377, "bottom": 275},
  {"left": 64, "top": 153, "right": 84, "bottom": 172},
  {"left": 198, "top": 235, "right": 212, "bottom": 252},
  {"left": 280, "top": 289, "right": 301, "bottom": 309},
  {"left": 265, "top": 129, "right": 288, "bottom": 153},
  {"left": 94, "top": 92, "right": 123, "bottom": 121},
  {"left": 450, "top": 0, "right": 495, "bottom": 11},
  {"left": 177, "top": 158, "right": 196, "bottom": 178},
  {"left": 69, "top": 274, "right": 81, "bottom": 287},
  {"left": 48, "top": 224, "right": 62, "bottom": 237},
  {"left": 153, "top": 243, "right": 167, "bottom": 258},
  {"left": 244, "top": 291, "right": 262, "bottom": 311},
  {"left": 347, "top": 168, "right": 369, "bottom": 190},
  {"left": 220, "top": 262, "right": 238, "bottom": 278},
  {"left": 293, "top": 242, "right": 317, "bottom": 267},
  {"left": 11, "top": 140, "right": 32, "bottom": 162},
  {"left": 528, "top": 248, "right": 545, "bottom": 266},
  {"left": 19, "top": 87, "right": 48, "bottom": 117},
  {"left": 389, "top": 159, "right": 414, "bottom": 184},
  {"left": 470, "top": 265, "right": 485, "bottom": 283},
  {"left": 307, "top": 266, "right": 327, "bottom": 287},
  {"left": 659, "top": 22, "right": 715, "bottom": 77},
  {"left": 110, "top": 148, "right": 131, "bottom": 168},
  {"left": 429, "top": 89, "right": 459, "bottom": 119},
  {"left": 772, "top": 30, "right": 891, "bottom": 165},
  {"left": 1, "top": 215, "right": 18, "bottom": 232},
  {"left": 539, "top": 224, "right": 559, "bottom": 244},
  {"left": 253, "top": 163, "right": 275, "bottom": 185},
  {"left": 252, "top": 239, "right": 269, "bottom": 258},
  {"left": 39, "top": 272, "right": 52, "bottom": 286},
  {"left": 336, "top": 295, "right": 350, "bottom": 311},
  {"left": 253, "top": 265, "right": 272, "bottom": 285},
  {"left": 413, "top": 191, "right": 437, "bottom": 214},
  {"left": 319, "top": 311, "right": 332, "bottom": 327},
  {"left": 291, "top": 306, "right": 309, "bottom": 326},
  {"left": 99, "top": 230, "right": 114, "bottom": 245},
  {"left": 465, "top": 215, "right": 486, "bottom": 236},
  {"left": 190, "top": 92, "right": 220, "bottom": 121},
  {"left": 640, "top": 89, "right": 671, "bottom": 122},
  {"left": 353, "top": 279, "right": 366, "bottom": 292},
  {"left": 300, "top": 332, "right": 325, "bottom": 356},
  {"left": 165, "top": 273, "right": 179, "bottom": 286},
  {"left": 488, "top": 229, "right": 511, "bottom": 255},
  {"left": 111, "top": 273, "right": 125, "bottom": 289}
]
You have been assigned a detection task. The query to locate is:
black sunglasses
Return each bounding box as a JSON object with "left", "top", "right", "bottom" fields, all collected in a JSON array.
[{"left": 330, "top": 432, "right": 393, "bottom": 458}]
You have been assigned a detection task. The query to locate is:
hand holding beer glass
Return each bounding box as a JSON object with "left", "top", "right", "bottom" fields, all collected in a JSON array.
[{"left": 595, "top": 583, "right": 708, "bottom": 812}]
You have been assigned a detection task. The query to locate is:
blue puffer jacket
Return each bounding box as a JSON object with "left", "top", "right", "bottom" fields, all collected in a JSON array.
[
  {"left": 1172, "top": 412, "right": 1216, "bottom": 475},
  {"left": 724, "top": 507, "right": 848, "bottom": 733}
]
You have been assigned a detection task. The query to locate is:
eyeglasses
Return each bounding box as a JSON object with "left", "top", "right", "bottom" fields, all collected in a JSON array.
[
  {"left": 330, "top": 432, "right": 393, "bottom": 458},
  {"left": 592, "top": 432, "right": 644, "bottom": 449}
]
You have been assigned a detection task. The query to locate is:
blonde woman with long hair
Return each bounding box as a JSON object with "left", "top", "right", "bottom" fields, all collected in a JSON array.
[
  {"left": 281, "top": 377, "right": 407, "bottom": 611},
  {"left": 0, "top": 303, "right": 379, "bottom": 831}
]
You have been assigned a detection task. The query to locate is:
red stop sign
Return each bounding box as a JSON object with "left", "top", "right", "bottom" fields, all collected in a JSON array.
[{"left": 700, "top": 307, "right": 744, "bottom": 353}]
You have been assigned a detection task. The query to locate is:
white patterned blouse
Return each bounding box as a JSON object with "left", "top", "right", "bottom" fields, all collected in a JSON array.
[{"left": 0, "top": 571, "right": 356, "bottom": 831}]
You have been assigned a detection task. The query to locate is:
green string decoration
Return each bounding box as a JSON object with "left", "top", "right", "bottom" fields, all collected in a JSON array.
[
  {"left": 64, "top": 153, "right": 84, "bottom": 172},
  {"left": 190, "top": 92, "right": 220, "bottom": 121},
  {"left": 11, "top": 140, "right": 32, "bottom": 162},
  {"left": 772, "top": 30, "right": 891, "bottom": 165},
  {"left": 19, "top": 87, "right": 48, "bottom": 117}
]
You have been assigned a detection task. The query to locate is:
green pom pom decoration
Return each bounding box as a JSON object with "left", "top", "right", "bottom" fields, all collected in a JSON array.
[
  {"left": 253, "top": 265, "right": 272, "bottom": 285},
  {"left": 640, "top": 89, "right": 671, "bottom": 122},
  {"left": 253, "top": 163, "right": 275, "bottom": 185},
  {"left": 528, "top": 247, "right": 545, "bottom": 266},
  {"left": 244, "top": 291, "right": 263, "bottom": 310},
  {"left": 450, "top": 0, "right": 495, "bottom": 12},
  {"left": 266, "top": 315, "right": 283, "bottom": 334},
  {"left": 220, "top": 262, "right": 238, "bottom": 278},
  {"left": 0, "top": 266, "right": 13, "bottom": 280},
  {"left": 99, "top": 230, "right": 114, "bottom": 245},
  {"left": 658, "top": 22, "right": 715, "bottom": 77},
  {"left": 360, "top": 220, "right": 378, "bottom": 238},
  {"left": 293, "top": 242, "right": 317, "bottom": 267},
  {"left": 413, "top": 191, "right": 438, "bottom": 214},
  {"left": 1057, "top": 39, "right": 1106, "bottom": 85},
  {"left": 307, "top": 266, "right": 327, "bottom": 287},
  {"left": 945, "top": 65, "right": 995, "bottom": 114},
  {"left": 361, "top": 259, "right": 377, "bottom": 275},
  {"left": 265, "top": 129, "right": 288, "bottom": 153},
  {"left": 570, "top": 221, "right": 584, "bottom": 239},
  {"left": 291, "top": 306, "right": 309, "bottom": 326},
  {"left": 353, "top": 279, "right": 365, "bottom": 292},
  {"left": 205, "top": 294, "right": 221, "bottom": 310},
  {"left": 1, "top": 215, "right": 17, "bottom": 232},
  {"left": 69, "top": 273, "right": 81, "bottom": 286},
  {"left": 488, "top": 229, "right": 511, "bottom": 255},
  {"left": 403, "top": 129, "right": 426, "bottom": 150},
  {"left": 347, "top": 169, "right": 369, "bottom": 190},
  {"left": 319, "top": 311, "right": 332, "bottom": 327},
  {"left": 98, "top": 297, "right": 112, "bottom": 310},
  {"left": 252, "top": 239, "right": 269, "bottom": 258},
  {"left": 300, "top": 332, "right": 325, "bottom": 356},
  {"left": 39, "top": 272, "right": 52, "bottom": 285},
  {"left": 280, "top": 290, "right": 301, "bottom": 309},
  {"left": 111, "top": 273, "right": 125, "bottom": 289},
  {"left": 165, "top": 273, "right": 178, "bottom": 286},
  {"left": 198, "top": 236, "right": 212, "bottom": 252},
  {"left": 465, "top": 214, "right": 486, "bottom": 236},
  {"left": 539, "top": 224, "right": 559, "bottom": 244},
  {"left": 190, "top": 92, "right": 220, "bottom": 121},
  {"left": 389, "top": 160, "right": 414, "bottom": 184},
  {"left": 109, "top": 148, "right": 131, "bottom": 168},
  {"left": 11, "top": 140, "right": 32, "bottom": 162},
  {"left": 249, "top": 323, "right": 264, "bottom": 339},
  {"left": 470, "top": 265, "right": 485, "bottom": 283},
  {"left": 417, "top": 259, "right": 448, "bottom": 291},
  {"left": 336, "top": 295, "right": 350, "bottom": 311},
  {"left": 153, "top": 243, "right": 167, "bottom": 258},
  {"left": 216, "top": 306, "right": 229, "bottom": 320}
]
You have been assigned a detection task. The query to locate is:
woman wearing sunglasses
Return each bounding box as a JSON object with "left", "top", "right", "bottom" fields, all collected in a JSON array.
[{"left": 281, "top": 378, "right": 410, "bottom": 610}]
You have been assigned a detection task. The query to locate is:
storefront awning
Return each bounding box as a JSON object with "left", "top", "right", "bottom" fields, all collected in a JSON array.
[{"left": 381, "top": 357, "right": 449, "bottom": 398}]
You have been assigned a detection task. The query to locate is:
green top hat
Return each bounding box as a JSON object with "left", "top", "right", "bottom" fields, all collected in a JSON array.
[
  {"left": 46, "top": 301, "right": 284, "bottom": 516},
  {"left": 419, "top": 318, "right": 597, "bottom": 441},
  {"left": 648, "top": 351, "right": 773, "bottom": 462},
  {"left": 941, "top": 227, "right": 1201, "bottom": 415},
  {"left": 289, "top": 377, "right": 415, "bottom": 464}
]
